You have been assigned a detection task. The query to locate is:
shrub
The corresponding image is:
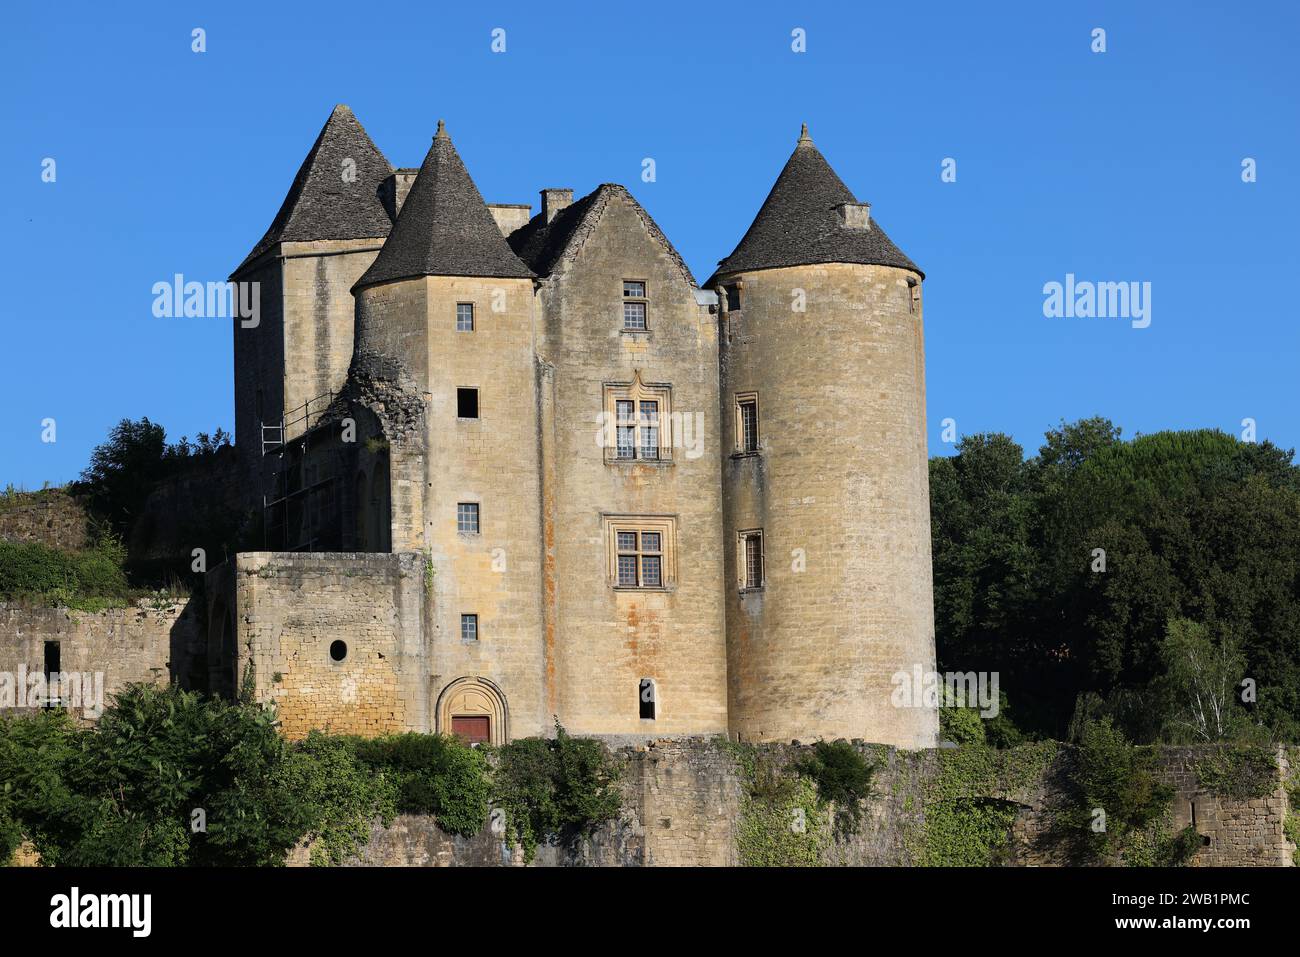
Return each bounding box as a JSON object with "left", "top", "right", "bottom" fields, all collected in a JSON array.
[
  {"left": 494, "top": 722, "right": 622, "bottom": 861},
  {"left": 793, "top": 740, "right": 875, "bottom": 838},
  {"left": 349, "top": 733, "right": 489, "bottom": 836},
  {"left": 1071, "top": 717, "right": 1174, "bottom": 862}
]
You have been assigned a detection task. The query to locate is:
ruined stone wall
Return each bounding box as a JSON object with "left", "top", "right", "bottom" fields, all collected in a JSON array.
[
  {"left": 313, "top": 740, "right": 1295, "bottom": 867},
  {"left": 0, "top": 488, "right": 91, "bottom": 551},
  {"left": 717, "top": 262, "right": 936, "bottom": 749},
  {"left": 0, "top": 599, "right": 199, "bottom": 718},
  {"left": 219, "top": 551, "right": 429, "bottom": 738}
]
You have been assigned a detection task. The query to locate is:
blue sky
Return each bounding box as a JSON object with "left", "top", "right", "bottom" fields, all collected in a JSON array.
[{"left": 2, "top": 0, "right": 1297, "bottom": 489}]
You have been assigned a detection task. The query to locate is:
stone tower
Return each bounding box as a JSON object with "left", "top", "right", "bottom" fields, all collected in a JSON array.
[
  {"left": 710, "top": 125, "right": 937, "bottom": 749},
  {"left": 348, "top": 121, "right": 548, "bottom": 743},
  {"left": 232, "top": 105, "right": 394, "bottom": 462}
]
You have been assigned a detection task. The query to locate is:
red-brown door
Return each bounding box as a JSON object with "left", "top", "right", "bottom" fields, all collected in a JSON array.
[{"left": 451, "top": 715, "right": 490, "bottom": 744}]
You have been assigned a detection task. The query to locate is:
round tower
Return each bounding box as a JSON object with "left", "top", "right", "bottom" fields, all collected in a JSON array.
[{"left": 713, "top": 125, "right": 937, "bottom": 748}]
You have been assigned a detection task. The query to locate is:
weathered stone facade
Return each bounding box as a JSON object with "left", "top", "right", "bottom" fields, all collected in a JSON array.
[{"left": 214, "top": 107, "right": 938, "bottom": 748}]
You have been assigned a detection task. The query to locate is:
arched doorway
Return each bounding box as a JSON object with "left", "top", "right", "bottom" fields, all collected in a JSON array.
[{"left": 436, "top": 676, "right": 508, "bottom": 746}]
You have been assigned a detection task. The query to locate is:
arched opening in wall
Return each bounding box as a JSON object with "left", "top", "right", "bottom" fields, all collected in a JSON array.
[
  {"left": 354, "top": 470, "right": 369, "bottom": 551},
  {"left": 371, "top": 452, "right": 391, "bottom": 553},
  {"left": 437, "top": 676, "right": 508, "bottom": 746}
]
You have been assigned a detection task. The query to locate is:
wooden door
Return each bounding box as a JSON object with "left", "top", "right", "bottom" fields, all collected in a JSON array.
[{"left": 451, "top": 715, "right": 490, "bottom": 744}]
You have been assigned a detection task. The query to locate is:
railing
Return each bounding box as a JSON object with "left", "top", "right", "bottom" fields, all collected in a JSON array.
[{"left": 260, "top": 391, "right": 335, "bottom": 456}]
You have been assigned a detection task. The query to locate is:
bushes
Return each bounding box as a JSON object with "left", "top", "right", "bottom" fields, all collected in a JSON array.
[
  {"left": 349, "top": 733, "right": 489, "bottom": 837},
  {"left": 0, "top": 538, "right": 130, "bottom": 605},
  {"left": 1069, "top": 718, "right": 1179, "bottom": 864},
  {"left": 1, "top": 692, "right": 620, "bottom": 867},
  {"left": 793, "top": 740, "right": 875, "bottom": 838},
  {"left": 494, "top": 722, "right": 622, "bottom": 861}
]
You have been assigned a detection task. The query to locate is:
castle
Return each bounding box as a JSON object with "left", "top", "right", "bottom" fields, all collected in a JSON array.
[{"left": 209, "top": 105, "right": 937, "bottom": 749}]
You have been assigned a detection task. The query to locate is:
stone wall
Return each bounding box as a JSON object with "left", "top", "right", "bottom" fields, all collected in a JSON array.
[
  {"left": 214, "top": 552, "right": 430, "bottom": 738},
  {"left": 0, "top": 598, "right": 199, "bottom": 719},
  {"left": 308, "top": 739, "right": 1296, "bottom": 867},
  {"left": 0, "top": 488, "right": 91, "bottom": 551}
]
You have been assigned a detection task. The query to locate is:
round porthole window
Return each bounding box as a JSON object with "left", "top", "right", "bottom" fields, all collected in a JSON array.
[{"left": 329, "top": 640, "right": 348, "bottom": 663}]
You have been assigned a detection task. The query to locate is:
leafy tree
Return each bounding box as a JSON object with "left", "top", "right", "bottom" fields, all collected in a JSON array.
[{"left": 1157, "top": 619, "right": 1249, "bottom": 743}]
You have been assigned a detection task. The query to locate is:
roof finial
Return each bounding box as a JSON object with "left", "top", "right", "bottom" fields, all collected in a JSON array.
[
  {"left": 435, "top": 119, "right": 447, "bottom": 140},
  {"left": 798, "top": 122, "right": 812, "bottom": 145}
]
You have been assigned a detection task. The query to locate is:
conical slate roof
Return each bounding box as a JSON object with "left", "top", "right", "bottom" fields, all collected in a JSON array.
[
  {"left": 235, "top": 105, "right": 395, "bottom": 275},
  {"left": 355, "top": 121, "right": 534, "bottom": 289},
  {"left": 707, "top": 125, "right": 921, "bottom": 285}
]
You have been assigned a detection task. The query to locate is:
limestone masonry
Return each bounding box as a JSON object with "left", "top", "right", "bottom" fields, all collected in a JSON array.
[{"left": 212, "top": 105, "right": 936, "bottom": 748}]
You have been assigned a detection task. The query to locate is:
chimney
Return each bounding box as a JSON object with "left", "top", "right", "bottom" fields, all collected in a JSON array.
[
  {"left": 380, "top": 168, "right": 420, "bottom": 222},
  {"left": 541, "top": 188, "right": 574, "bottom": 224},
  {"left": 836, "top": 202, "right": 871, "bottom": 230},
  {"left": 487, "top": 203, "right": 532, "bottom": 237}
]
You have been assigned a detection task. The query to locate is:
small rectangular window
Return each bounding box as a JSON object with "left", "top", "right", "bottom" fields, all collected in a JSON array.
[
  {"left": 623, "top": 280, "right": 647, "bottom": 330},
  {"left": 639, "top": 679, "right": 656, "bottom": 720},
  {"left": 623, "top": 301, "right": 646, "bottom": 330},
  {"left": 737, "top": 396, "right": 759, "bottom": 453},
  {"left": 457, "top": 502, "right": 479, "bottom": 534},
  {"left": 457, "top": 388, "right": 478, "bottom": 419},
  {"left": 44, "top": 640, "right": 61, "bottom": 709},
  {"left": 639, "top": 401, "right": 659, "bottom": 460},
  {"left": 616, "top": 400, "right": 636, "bottom": 459},
  {"left": 724, "top": 284, "right": 742, "bottom": 311},
  {"left": 740, "top": 530, "right": 764, "bottom": 590},
  {"left": 456, "top": 302, "right": 475, "bottom": 331},
  {"left": 461, "top": 614, "right": 478, "bottom": 642}
]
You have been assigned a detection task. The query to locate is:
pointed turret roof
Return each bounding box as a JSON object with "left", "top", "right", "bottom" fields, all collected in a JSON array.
[
  {"left": 354, "top": 121, "right": 534, "bottom": 289},
  {"left": 707, "top": 125, "right": 921, "bottom": 286},
  {"left": 235, "top": 105, "right": 395, "bottom": 275}
]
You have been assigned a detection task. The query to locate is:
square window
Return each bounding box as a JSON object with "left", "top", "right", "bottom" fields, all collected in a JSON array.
[
  {"left": 623, "top": 281, "right": 645, "bottom": 299},
  {"left": 456, "top": 302, "right": 474, "bottom": 331},
  {"left": 461, "top": 614, "right": 478, "bottom": 642},
  {"left": 623, "top": 301, "right": 647, "bottom": 330},
  {"left": 607, "top": 517, "right": 675, "bottom": 590},
  {"left": 457, "top": 388, "right": 478, "bottom": 419},
  {"left": 457, "top": 502, "right": 480, "bottom": 534}
]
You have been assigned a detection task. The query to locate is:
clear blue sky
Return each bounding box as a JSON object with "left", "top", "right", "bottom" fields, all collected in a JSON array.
[{"left": 2, "top": 0, "right": 1297, "bottom": 489}]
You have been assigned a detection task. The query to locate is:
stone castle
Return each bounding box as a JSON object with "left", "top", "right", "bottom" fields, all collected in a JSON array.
[{"left": 209, "top": 105, "right": 937, "bottom": 749}]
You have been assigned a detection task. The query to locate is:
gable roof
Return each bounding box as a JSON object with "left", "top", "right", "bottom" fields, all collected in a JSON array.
[
  {"left": 706, "top": 125, "right": 921, "bottom": 286},
  {"left": 354, "top": 121, "right": 534, "bottom": 290},
  {"left": 235, "top": 105, "right": 394, "bottom": 276},
  {"left": 507, "top": 183, "right": 696, "bottom": 287}
]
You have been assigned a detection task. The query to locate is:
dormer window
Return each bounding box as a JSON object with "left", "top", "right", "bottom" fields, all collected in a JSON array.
[
  {"left": 623, "top": 280, "right": 647, "bottom": 330},
  {"left": 836, "top": 202, "right": 871, "bottom": 230}
]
